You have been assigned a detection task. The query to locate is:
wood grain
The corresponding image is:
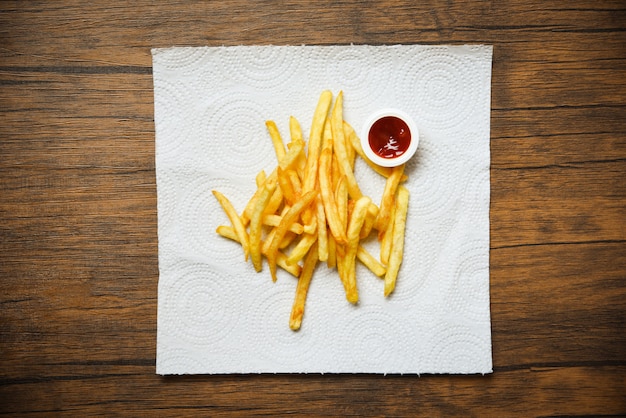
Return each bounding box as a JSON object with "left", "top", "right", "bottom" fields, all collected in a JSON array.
[{"left": 1, "top": 0, "right": 625, "bottom": 416}]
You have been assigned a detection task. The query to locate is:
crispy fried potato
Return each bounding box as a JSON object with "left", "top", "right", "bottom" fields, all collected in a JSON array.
[
  {"left": 212, "top": 190, "right": 250, "bottom": 261},
  {"left": 343, "top": 196, "right": 371, "bottom": 304},
  {"left": 319, "top": 147, "right": 346, "bottom": 244},
  {"left": 384, "top": 185, "right": 409, "bottom": 297},
  {"left": 289, "top": 241, "right": 318, "bottom": 331},
  {"left": 331, "top": 91, "right": 362, "bottom": 200},
  {"left": 265, "top": 120, "right": 285, "bottom": 162},
  {"left": 357, "top": 245, "right": 387, "bottom": 277},
  {"left": 379, "top": 203, "right": 395, "bottom": 266},
  {"left": 375, "top": 163, "right": 405, "bottom": 239},
  {"left": 302, "top": 90, "right": 332, "bottom": 194},
  {"left": 279, "top": 138, "right": 305, "bottom": 172},
  {"left": 242, "top": 169, "right": 278, "bottom": 225},
  {"left": 286, "top": 232, "right": 317, "bottom": 266},
  {"left": 250, "top": 179, "right": 277, "bottom": 271},
  {"left": 315, "top": 195, "right": 329, "bottom": 262},
  {"left": 263, "top": 214, "right": 304, "bottom": 234}
]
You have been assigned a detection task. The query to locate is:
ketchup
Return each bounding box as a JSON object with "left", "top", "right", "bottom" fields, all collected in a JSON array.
[{"left": 368, "top": 116, "right": 411, "bottom": 159}]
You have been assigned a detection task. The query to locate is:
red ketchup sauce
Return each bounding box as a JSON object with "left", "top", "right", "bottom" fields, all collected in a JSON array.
[{"left": 367, "top": 116, "right": 411, "bottom": 159}]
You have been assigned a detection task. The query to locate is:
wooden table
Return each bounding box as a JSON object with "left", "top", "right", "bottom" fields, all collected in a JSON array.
[{"left": 1, "top": 1, "right": 625, "bottom": 416}]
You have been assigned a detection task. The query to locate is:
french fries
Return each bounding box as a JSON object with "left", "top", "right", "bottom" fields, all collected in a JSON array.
[{"left": 213, "top": 91, "right": 412, "bottom": 330}]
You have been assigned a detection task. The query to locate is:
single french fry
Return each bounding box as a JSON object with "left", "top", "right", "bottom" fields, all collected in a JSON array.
[
  {"left": 289, "top": 241, "right": 319, "bottom": 330},
  {"left": 266, "top": 120, "right": 286, "bottom": 163},
  {"left": 266, "top": 190, "right": 317, "bottom": 282},
  {"left": 302, "top": 90, "right": 332, "bottom": 194},
  {"left": 315, "top": 195, "right": 329, "bottom": 262},
  {"left": 263, "top": 214, "right": 304, "bottom": 234},
  {"left": 278, "top": 167, "right": 297, "bottom": 206},
  {"left": 360, "top": 202, "right": 379, "bottom": 239},
  {"left": 384, "top": 185, "right": 409, "bottom": 297},
  {"left": 380, "top": 203, "right": 395, "bottom": 266},
  {"left": 356, "top": 245, "right": 386, "bottom": 277},
  {"left": 375, "top": 163, "right": 405, "bottom": 239},
  {"left": 242, "top": 168, "right": 278, "bottom": 225},
  {"left": 279, "top": 231, "right": 297, "bottom": 249},
  {"left": 335, "top": 175, "right": 348, "bottom": 230},
  {"left": 212, "top": 190, "right": 250, "bottom": 261},
  {"left": 216, "top": 225, "right": 238, "bottom": 242},
  {"left": 287, "top": 169, "right": 302, "bottom": 197},
  {"left": 255, "top": 170, "right": 267, "bottom": 188},
  {"left": 263, "top": 185, "right": 283, "bottom": 216},
  {"left": 303, "top": 216, "right": 317, "bottom": 235},
  {"left": 343, "top": 196, "right": 371, "bottom": 304},
  {"left": 289, "top": 116, "right": 303, "bottom": 143},
  {"left": 286, "top": 233, "right": 317, "bottom": 266},
  {"left": 319, "top": 147, "right": 346, "bottom": 244},
  {"left": 331, "top": 91, "right": 362, "bottom": 200},
  {"left": 250, "top": 179, "right": 277, "bottom": 271},
  {"left": 279, "top": 138, "right": 305, "bottom": 172},
  {"left": 327, "top": 230, "right": 337, "bottom": 269}
]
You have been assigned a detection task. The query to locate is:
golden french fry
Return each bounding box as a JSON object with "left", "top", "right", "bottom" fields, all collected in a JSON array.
[
  {"left": 263, "top": 214, "right": 304, "bottom": 234},
  {"left": 286, "top": 233, "right": 317, "bottom": 266},
  {"left": 375, "top": 163, "right": 405, "bottom": 239},
  {"left": 315, "top": 195, "right": 329, "bottom": 262},
  {"left": 331, "top": 91, "right": 362, "bottom": 200},
  {"left": 289, "top": 241, "right": 319, "bottom": 330},
  {"left": 266, "top": 190, "right": 317, "bottom": 282},
  {"left": 318, "top": 147, "right": 346, "bottom": 244},
  {"left": 212, "top": 190, "right": 250, "bottom": 261},
  {"left": 277, "top": 167, "right": 297, "bottom": 206},
  {"left": 216, "top": 225, "right": 238, "bottom": 242},
  {"left": 335, "top": 242, "right": 347, "bottom": 290},
  {"left": 250, "top": 179, "right": 277, "bottom": 272},
  {"left": 327, "top": 231, "right": 337, "bottom": 269},
  {"left": 287, "top": 169, "right": 302, "bottom": 197},
  {"left": 384, "top": 185, "right": 409, "bottom": 297},
  {"left": 266, "top": 120, "right": 286, "bottom": 162},
  {"left": 289, "top": 116, "right": 303, "bottom": 142},
  {"left": 255, "top": 170, "right": 267, "bottom": 188},
  {"left": 302, "top": 90, "right": 332, "bottom": 194},
  {"left": 263, "top": 185, "right": 283, "bottom": 216},
  {"left": 379, "top": 202, "right": 395, "bottom": 266},
  {"left": 335, "top": 175, "right": 348, "bottom": 230},
  {"left": 343, "top": 196, "right": 371, "bottom": 304},
  {"left": 356, "top": 245, "right": 386, "bottom": 277},
  {"left": 242, "top": 168, "right": 278, "bottom": 225},
  {"left": 303, "top": 217, "right": 317, "bottom": 235},
  {"left": 360, "top": 202, "right": 379, "bottom": 239},
  {"left": 279, "top": 138, "right": 305, "bottom": 172}
]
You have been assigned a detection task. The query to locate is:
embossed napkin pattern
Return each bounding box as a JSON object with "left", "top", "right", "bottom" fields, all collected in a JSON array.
[{"left": 152, "top": 45, "right": 493, "bottom": 374}]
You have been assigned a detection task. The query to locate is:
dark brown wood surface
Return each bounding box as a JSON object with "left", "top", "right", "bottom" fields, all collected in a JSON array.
[{"left": 1, "top": 1, "right": 625, "bottom": 416}]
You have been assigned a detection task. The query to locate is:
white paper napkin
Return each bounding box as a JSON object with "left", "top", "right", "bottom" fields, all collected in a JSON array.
[{"left": 152, "top": 44, "right": 493, "bottom": 375}]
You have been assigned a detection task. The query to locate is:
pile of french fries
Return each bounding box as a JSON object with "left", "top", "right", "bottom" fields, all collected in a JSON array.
[{"left": 213, "top": 91, "right": 409, "bottom": 331}]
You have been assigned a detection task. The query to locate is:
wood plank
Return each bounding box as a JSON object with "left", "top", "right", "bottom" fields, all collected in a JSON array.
[{"left": 0, "top": 367, "right": 624, "bottom": 416}]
